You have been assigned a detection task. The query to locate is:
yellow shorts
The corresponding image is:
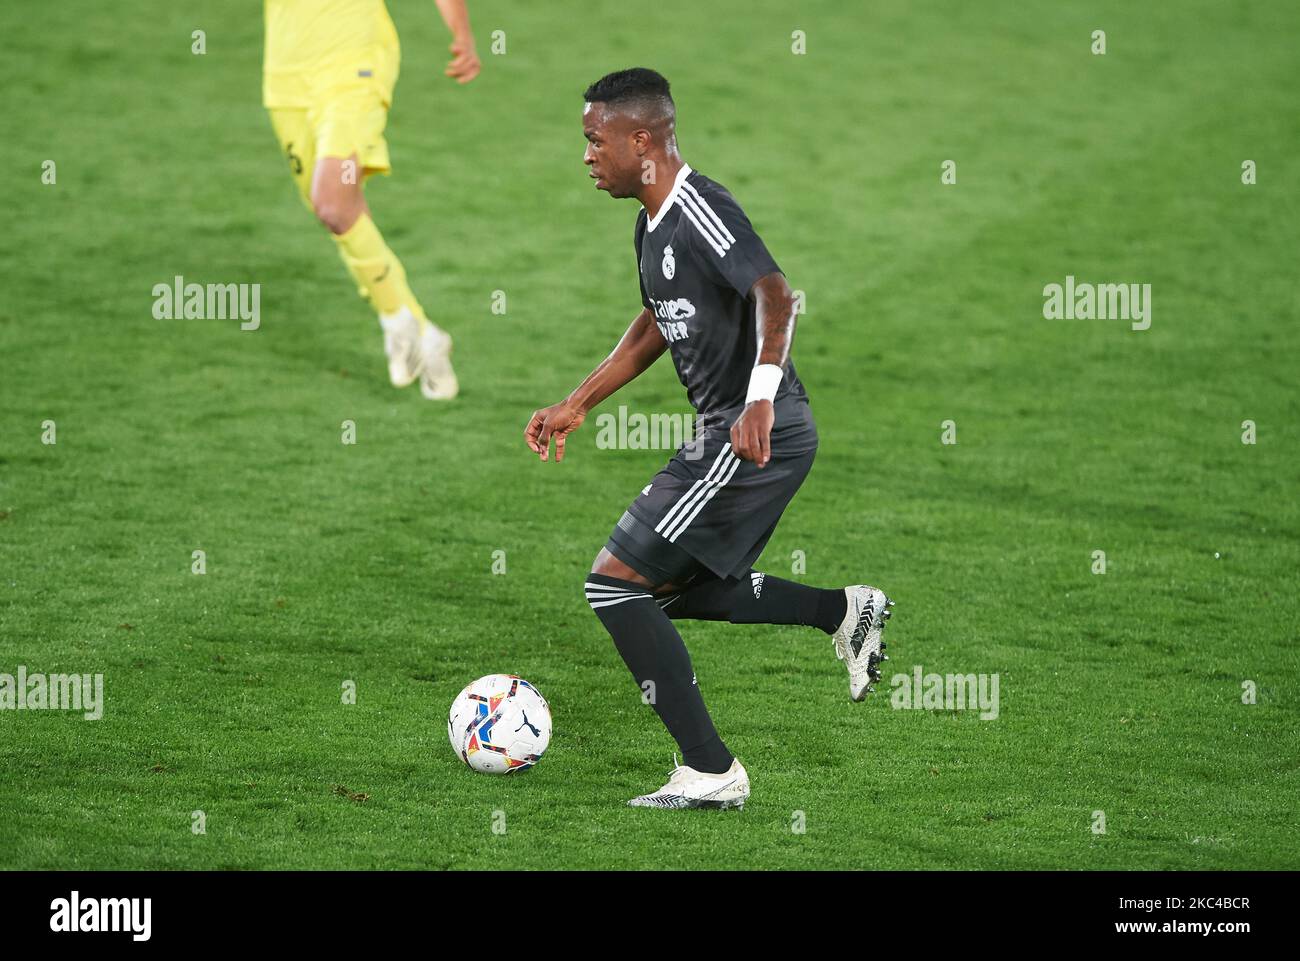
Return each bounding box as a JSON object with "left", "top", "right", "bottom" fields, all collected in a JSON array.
[{"left": 268, "top": 81, "right": 392, "bottom": 205}]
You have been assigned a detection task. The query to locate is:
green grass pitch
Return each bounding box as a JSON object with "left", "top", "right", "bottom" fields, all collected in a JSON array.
[{"left": 2, "top": 0, "right": 1298, "bottom": 870}]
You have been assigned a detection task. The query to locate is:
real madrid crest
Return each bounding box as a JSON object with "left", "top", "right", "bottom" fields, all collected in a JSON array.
[{"left": 662, "top": 245, "right": 675, "bottom": 280}]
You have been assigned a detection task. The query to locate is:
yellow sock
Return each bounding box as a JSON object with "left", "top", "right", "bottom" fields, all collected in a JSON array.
[{"left": 333, "top": 214, "right": 428, "bottom": 325}]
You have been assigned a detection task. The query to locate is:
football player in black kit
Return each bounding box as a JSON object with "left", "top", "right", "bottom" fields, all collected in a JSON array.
[{"left": 525, "top": 68, "right": 896, "bottom": 810}]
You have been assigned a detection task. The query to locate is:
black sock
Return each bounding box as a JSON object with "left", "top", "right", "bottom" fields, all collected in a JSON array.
[
  {"left": 661, "top": 570, "right": 848, "bottom": 634},
  {"left": 585, "top": 573, "right": 734, "bottom": 775}
]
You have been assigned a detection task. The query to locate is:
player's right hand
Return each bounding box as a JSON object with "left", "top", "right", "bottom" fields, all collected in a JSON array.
[{"left": 525, "top": 402, "right": 586, "bottom": 462}]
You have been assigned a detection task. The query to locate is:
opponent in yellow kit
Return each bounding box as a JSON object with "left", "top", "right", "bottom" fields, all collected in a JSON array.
[{"left": 264, "top": 0, "right": 480, "bottom": 400}]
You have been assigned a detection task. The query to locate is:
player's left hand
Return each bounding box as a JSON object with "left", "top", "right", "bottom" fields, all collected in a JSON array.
[
  {"left": 730, "top": 400, "right": 774, "bottom": 468},
  {"left": 446, "top": 37, "right": 481, "bottom": 84}
]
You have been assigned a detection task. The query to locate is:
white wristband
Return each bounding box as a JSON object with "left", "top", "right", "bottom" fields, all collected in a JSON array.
[{"left": 745, "top": 364, "right": 783, "bottom": 404}]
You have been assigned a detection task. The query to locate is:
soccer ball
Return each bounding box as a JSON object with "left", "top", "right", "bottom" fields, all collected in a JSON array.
[{"left": 447, "top": 674, "right": 552, "bottom": 774}]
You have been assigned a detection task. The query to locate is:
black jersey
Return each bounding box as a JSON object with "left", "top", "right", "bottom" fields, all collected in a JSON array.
[{"left": 634, "top": 164, "right": 817, "bottom": 453}]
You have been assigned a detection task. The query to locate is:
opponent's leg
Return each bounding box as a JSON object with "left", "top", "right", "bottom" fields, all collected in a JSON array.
[
  {"left": 310, "top": 154, "right": 453, "bottom": 393},
  {"left": 267, "top": 107, "right": 317, "bottom": 213},
  {"left": 310, "top": 156, "right": 416, "bottom": 313},
  {"left": 270, "top": 99, "right": 456, "bottom": 397},
  {"left": 268, "top": 110, "right": 392, "bottom": 306},
  {"left": 312, "top": 83, "right": 458, "bottom": 400},
  {"left": 586, "top": 549, "right": 748, "bottom": 809}
]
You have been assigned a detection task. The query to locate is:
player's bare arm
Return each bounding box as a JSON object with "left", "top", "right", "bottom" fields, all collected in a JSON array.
[
  {"left": 524, "top": 307, "right": 668, "bottom": 462},
  {"left": 434, "top": 0, "right": 481, "bottom": 83},
  {"left": 730, "top": 271, "right": 798, "bottom": 469}
]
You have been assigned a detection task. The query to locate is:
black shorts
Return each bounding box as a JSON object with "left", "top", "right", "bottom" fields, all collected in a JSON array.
[{"left": 606, "top": 429, "right": 817, "bottom": 583}]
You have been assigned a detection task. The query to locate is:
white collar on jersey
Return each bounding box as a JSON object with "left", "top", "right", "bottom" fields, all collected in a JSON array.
[{"left": 646, "top": 162, "right": 693, "bottom": 233}]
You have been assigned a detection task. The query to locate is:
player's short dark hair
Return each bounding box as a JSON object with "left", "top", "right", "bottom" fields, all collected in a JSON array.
[{"left": 583, "top": 68, "right": 674, "bottom": 121}]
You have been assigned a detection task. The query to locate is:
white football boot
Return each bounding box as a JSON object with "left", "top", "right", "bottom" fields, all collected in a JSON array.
[
  {"left": 378, "top": 306, "right": 424, "bottom": 388},
  {"left": 832, "top": 586, "right": 895, "bottom": 701},
  {"left": 628, "top": 755, "right": 749, "bottom": 810},
  {"left": 417, "top": 323, "right": 459, "bottom": 401}
]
